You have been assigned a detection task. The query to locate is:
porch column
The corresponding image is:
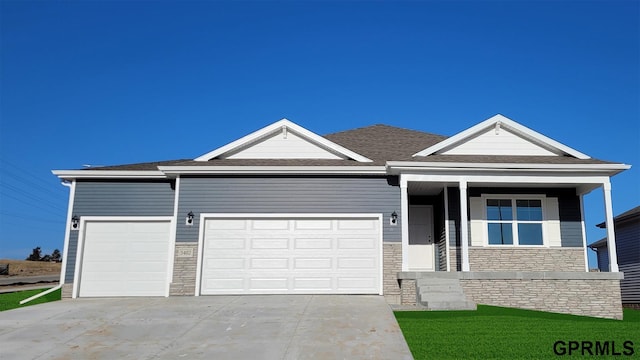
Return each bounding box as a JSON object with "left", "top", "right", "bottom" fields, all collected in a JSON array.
[
  {"left": 459, "top": 181, "right": 470, "bottom": 271},
  {"left": 401, "top": 182, "right": 409, "bottom": 271},
  {"left": 602, "top": 182, "right": 619, "bottom": 272}
]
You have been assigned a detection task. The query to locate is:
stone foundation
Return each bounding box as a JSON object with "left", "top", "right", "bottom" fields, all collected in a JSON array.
[
  {"left": 400, "top": 279, "right": 417, "bottom": 305},
  {"left": 469, "top": 247, "right": 585, "bottom": 272},
  {"left": 398, "top": 271, "right": 624, "bottom": 319},
  {"left": 61, "top": 283, "right": 73, "bottom": 298},
  {"left": 383, "top": 243, "right": 402, "bottom": 304},
  {"left": 169, "top": 243, "right": 198, "bottom": 296}
]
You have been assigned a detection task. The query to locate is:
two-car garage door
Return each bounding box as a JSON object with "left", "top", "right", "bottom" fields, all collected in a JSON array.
[{"left": 199, "top": 216, "right": 382, "bottom": 295}]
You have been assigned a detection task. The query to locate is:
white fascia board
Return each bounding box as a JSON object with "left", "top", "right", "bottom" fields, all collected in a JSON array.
[
  {"left": 51, "top": 170, "right": 166, "bottom": 179},
  {"left": 387, "top": 161, "right": 631, "bottom": 171},
  {"left": 412, "top": 114, "right": 591, "bottom": 159},
  {"left": 158, "top": 166, "right": 386, "bottom": 175},
  {"left": 194, "top": 118, "right": 373, "bottom": 162}
]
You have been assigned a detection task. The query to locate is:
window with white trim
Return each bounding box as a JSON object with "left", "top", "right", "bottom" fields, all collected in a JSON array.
[{"left": 486, "top": 198, "right": 544, "bottom": 246}]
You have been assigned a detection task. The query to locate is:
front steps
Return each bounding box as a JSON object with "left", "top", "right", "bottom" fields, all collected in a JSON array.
[{"left": 413, "top": 273, "right": 476, "bottom": 311}]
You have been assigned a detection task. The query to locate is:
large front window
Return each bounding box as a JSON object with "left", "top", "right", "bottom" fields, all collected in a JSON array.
[{"left": 487, "top": 198, "right": 543, "bottom": 245}]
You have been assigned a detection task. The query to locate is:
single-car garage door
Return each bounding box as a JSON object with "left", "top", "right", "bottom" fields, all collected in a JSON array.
[
  {"left": 79, "top": 219, "right": 171, "bottom": 297},
  {"left": 200, "top": 216, "right": 381, "bottom": 295}
]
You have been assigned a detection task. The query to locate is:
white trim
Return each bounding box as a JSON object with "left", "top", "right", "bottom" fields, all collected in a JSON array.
[
  {"left": 602, "top": 182, "right": 619, "bottom": 272},
  {"left": 194, "top": 119, "right": 373, "bottom": 162},
  {"left": 412, "top": 114, "right": 591, "bottom": 159},
  {"left": 459, "top": 181, "right": 470, "bottom": 271},
  {"left": 479, "top": 194, "right": 548, "bottom": 247},
  {"left": 59, "top": 180, "right": 76, "bottom": 285},
  {"left": 398, "top": 173, "right": 612, "bottom": 185},
  {"left": 166, "top": 176, "right": 181, "bottom": 297},
  {"left": 52, "top": 170, "right": 166, "bottom": 179},
  {"left": 444, "top": 186, "right": 451, "bottom": 272},
  {"left": 72, "top": 216, "right": 174, "bottom": 298},
  {"left": 400, "top": 182, "right": 409, "bottom": 271},
  {"left": 195, "top": 213, "right": 384, "bottom": 296},
  {"left": 579, "top": 194, "right": 589, "bottom": 272},
  {"left": 388, "top": 161, "right": 630, "bottom": 171},
  {"left": 158, "top": 166, "right": 386, "bottom": 175}
]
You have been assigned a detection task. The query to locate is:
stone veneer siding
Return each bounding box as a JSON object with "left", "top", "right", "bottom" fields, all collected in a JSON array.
[
  {"left": 469, "top": 248, "right": 585, "bottom": 272},
  {"left": 401, "top": 279, "right": 417, "bottom": 305},
  {"left": 169, "top": 243, "right": 198, "bottom": 296},
  {"left": 383, "top": 243, "right": 402, "bottom": 304},
  {"left": 461, "top": 278, "right": 622, "bottom": 319},
  {"left": 61, "top": 283, "right": 73, "bottom": 298}
]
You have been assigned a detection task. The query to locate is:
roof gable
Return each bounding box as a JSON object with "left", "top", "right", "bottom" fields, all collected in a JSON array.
[
  {"left": 194, "top": 119, "right": 373, "bottom": 162},
  {"left": 413, "top": 114, "right": 590, "bottom": 159}
]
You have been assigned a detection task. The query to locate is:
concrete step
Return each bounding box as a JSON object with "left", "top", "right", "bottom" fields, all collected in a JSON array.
[
  {"left": 418, "top": 284, "right": 464, "bottom": 293},
  {"left": 416, "top": 278, "right": 461, "bottom": 286},
  {"left": 424, "top": 300, "right": 477, "bottom": 311},
  {"left": 419, "top": 292, "right": 468, "bottom": 302}
]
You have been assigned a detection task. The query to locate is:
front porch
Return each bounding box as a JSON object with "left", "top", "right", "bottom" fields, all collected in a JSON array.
[{"left": 384, "top": 174, "right": 625, "bottom": 319}]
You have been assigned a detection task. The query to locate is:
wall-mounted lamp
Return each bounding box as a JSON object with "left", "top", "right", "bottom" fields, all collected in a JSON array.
[
  {"left": 186, "top": 211, "right": 195, "bottom": 226},
  {"left": 390, "top": 211, "right": 398, "bottom": 226},
  {"left": 71, "top": 215, "right": 80, "bottom": 230}
]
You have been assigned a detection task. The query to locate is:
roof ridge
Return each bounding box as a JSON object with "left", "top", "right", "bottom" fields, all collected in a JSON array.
[{"left": 324, "top": 123, "right": 446, "bottom": 138}]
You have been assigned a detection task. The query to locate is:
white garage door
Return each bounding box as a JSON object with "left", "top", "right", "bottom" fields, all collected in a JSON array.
[
  {"left": 79, "top": 220, "right": 171, "bottom": 297},
  {"left": 200, "top": 216, "right": 381, "bottom": 295}
]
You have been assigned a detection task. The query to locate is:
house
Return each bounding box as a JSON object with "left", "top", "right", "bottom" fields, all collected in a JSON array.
[
  {"left": 589, "top": 206, "right": 640, "bottom": 307},
  {"left": 53, "top": 114, "right": 630, "bottom": 319}
]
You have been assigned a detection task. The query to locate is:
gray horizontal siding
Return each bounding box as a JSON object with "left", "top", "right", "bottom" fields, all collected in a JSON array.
[
  {"left": 65, "top": 181, "right": 175, "bottom": 283},
  {"left": 616, "top": 222, "right": 640, "bottom": 264},
  {"left": 176, "top": 176, "right": 401, "bottom": 243},
  {"left": 620, "top": 263, "right": 640, "bottom": 304},
  {"left": 596, "top": 248, "right": 610, "bottom": 272}
]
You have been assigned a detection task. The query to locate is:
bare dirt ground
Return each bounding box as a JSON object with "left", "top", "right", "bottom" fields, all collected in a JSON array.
[{"left": 0, "top": 259, "right": 61, "bottom": 277}]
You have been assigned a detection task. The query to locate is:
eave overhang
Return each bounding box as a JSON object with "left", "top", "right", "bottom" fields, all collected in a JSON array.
[{"left": 51, "top": 170, "right": 167, "bottom": 180}]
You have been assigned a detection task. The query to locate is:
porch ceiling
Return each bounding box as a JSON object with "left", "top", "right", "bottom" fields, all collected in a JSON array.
[{"left": 407, "top": 181, "right": 594, "bottom": 195}]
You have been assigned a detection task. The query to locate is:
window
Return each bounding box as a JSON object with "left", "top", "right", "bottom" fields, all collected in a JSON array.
[{"left": 486, "top": 198, "right": 543, "bottom": 246}]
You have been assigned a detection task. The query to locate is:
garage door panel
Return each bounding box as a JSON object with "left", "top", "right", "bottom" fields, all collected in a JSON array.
[
  {"left": 79, "top": 220, "right": 170, "bottom": 297},
  {"left": 200, "top": 217, "right": 380, "bottom": 295},
  {"left": 337, "top": 238, "right": 376, "bottom": 249},
  {"left": 250, "top": 278, "right": 288, "bottom": 290},
  {"left": 338, "top": 258, "right": 376, "bottom": 269},
  {"left": 251, "top": 238, "right": 289, "bottom": 249},
  {"left": 252, "top": 220, "right": 289, "bottom": 230},
  {"left": 294, "top": 238, "right": 332, "bottom": 250},
  {"left": 337, "top": 219, "right": 377, "bottom": 230},
  {"left": 294, "top": 258, "right": 332, "bottom": 269},
  {"left": 250, "top": 258, "right": 288, "bottom": 269},
  {"left": 207, "top": 238, "right": 246, "bottom": 249},
  {"left": 294, "top": 220, "right": 332, "bottom": 230},
  {"left": 294, "top": 278, "right": 332, "bottom": 290}
]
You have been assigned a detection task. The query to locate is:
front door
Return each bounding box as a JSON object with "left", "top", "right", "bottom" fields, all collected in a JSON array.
[{"left": 408, "top": 205, "right": 435, "bottom": 271}]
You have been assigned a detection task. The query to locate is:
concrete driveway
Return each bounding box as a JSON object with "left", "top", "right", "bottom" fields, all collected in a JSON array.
[{"left": 0, "top": 295, "right": 413, "bottom": 359}]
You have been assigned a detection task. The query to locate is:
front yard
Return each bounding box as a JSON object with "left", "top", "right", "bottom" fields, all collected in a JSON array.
[
  {"left": 395, "top": 305, "right": 640, "bottom": 359},
  {"left": 0, "top": 288, "right": 61, "bottom": 312}
]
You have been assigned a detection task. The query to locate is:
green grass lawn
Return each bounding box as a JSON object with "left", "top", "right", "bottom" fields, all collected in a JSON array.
[
  {"left": 395, "top": 306, "right": 640, "bottom": 359},
  {"left": 0, "top": 288, "right": 61, "bottom": 312}
]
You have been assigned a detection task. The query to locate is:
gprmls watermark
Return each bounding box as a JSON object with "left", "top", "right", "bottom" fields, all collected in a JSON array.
[{"left": 553, "top": 340, "right": 635, "bottom": 356}]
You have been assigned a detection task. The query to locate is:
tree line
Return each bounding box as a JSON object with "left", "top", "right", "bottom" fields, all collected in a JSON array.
[{"left": 26, "top": 247, "right": 61, "bottom": 262}]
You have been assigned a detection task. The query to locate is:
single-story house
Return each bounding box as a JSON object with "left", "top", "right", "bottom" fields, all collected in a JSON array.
[
  {"left": 53, "top": 114, "right": 630, "bottom": 319},
  {"left": 589, "top": 206, "right": 640, "bottom": 307}
]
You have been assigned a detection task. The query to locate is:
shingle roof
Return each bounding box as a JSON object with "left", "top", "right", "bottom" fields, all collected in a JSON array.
[
  {"left": 596, "top": 205, "right": 640, "bottom": 228},
  {"left": 83, "top": 123, "right": 620, "bottom": 170}
]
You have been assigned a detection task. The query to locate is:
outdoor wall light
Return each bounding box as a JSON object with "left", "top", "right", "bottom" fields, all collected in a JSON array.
[
  {"left": 390, "top": 211, "right": 398, "bottom": 226},
  {"left": 186, "top": 211, "right": 195, "bottom": 226},
  {"left": 71, "top": 215, "right": 80, "bottom": 230}
]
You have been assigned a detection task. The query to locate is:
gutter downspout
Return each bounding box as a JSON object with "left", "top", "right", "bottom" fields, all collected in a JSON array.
[{"left": 58, "top": 179, "right": 76, "bottom": 290}]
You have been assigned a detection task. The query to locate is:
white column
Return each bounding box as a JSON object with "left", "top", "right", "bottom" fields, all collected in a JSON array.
[
  {"left": 444, "top": 187, "right": 451, "bottom": 272},
  {"left": 401, "top": 182, "right": 410, "bottom": 271},
  {"left": 602, "top": 182, "right": 619, "bottom": 272},
  {"left": 579, "top": 194, "right": 589, "bottom": 272},
  {"left": 459, "top": 181, "right": 470, "bottom": 271}
]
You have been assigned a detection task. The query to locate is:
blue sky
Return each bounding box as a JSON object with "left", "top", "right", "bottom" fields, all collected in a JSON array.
[{"left": 0, "top": 1, "right": 638, "bottom": 267}]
